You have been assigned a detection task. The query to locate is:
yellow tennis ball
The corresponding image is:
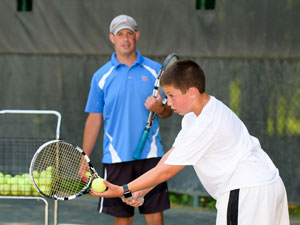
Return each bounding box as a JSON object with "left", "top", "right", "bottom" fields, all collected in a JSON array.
[
  {"left": 32, "top": 170, "right": 39, "bottom": 179},
  {"left": 91, "top": 178, "right": 106, "bottom": 193},
  {"left": 46, "top": 166, "right": 54, "bottom": 172}
]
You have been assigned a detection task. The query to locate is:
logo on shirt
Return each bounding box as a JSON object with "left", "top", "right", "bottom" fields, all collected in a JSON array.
[{"left": 142, "top": 76, "right": 148, "bottom": 82}]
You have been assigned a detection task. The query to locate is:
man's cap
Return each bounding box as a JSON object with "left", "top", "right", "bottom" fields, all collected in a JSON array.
[{"left": 109, "top": 15, "right": 138, "bottom": 35}]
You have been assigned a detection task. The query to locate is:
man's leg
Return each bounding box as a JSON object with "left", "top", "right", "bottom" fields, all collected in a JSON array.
[
  {"left": 99, "top": 164, "right": 135, "bottom": 223},
  {"left": 114, "top": 216, "right": 133, "bottom": 225},
  {"left": 144, "top": 212, "right": 164, "bottom": 225}
]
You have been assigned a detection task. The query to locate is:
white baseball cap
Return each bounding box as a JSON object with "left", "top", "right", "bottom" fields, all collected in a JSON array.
[{"left": 109, "top": 15, "right": 138, "bottom": 35}]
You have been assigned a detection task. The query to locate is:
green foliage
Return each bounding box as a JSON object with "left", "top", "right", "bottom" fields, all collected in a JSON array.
[
  {"left": 199, "top": 196, "right": 216, "bottom": 208},
  {"left": 169, "top": 192, "right": 216, "bottom": 208},
  {"left": 169, "top": 193, "right": 193, "bottom": 206},
  {"left": 229, "top": 78, "right": 241, "bottom": 117},
  {"left": 289, "top": 204, "right": 300, "bottom": 217}
]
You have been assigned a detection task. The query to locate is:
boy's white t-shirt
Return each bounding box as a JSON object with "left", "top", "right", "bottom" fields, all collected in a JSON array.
[{"left": 164, "top": 96, "right": 279, "bottom": 200}]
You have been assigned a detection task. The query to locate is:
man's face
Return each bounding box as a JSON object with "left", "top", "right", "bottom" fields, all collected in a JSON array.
[
  {"left": 162, "top": 85, "right": 192, "bottom": 115},
  {"left": 110, "top": 29, "right": 139, "bottom": 57}
]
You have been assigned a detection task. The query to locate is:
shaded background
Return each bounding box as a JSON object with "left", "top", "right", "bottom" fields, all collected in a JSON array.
[{"left": 0, "top": 0, "right": 299, "bottom": 205}]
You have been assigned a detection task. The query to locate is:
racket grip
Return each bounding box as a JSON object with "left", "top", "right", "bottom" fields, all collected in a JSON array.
[{"left": 133, "top": 130, "right": 149, "bottom": 159}]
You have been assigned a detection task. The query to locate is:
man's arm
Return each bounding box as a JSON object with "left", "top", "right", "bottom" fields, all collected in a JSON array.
[{"left": 82, "top": 113, "right": 103, "bottom": 157}]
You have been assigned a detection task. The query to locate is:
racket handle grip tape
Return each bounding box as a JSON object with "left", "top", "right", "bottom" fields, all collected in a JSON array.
[{"left": 133, "top": 130, "right": 149, "bottom": 159}]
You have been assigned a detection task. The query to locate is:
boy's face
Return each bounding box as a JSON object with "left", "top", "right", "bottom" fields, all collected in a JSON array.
[{"left": 162, "top": 85, "right": 192, "bottom": 115}]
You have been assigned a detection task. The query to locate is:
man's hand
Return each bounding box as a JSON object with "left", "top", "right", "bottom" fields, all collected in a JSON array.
[
  {"left": 145, "top": 90, "right": 173, "bottom": 118},
  {"left": 145, "top": 90, "right": 172, "bottom": 118},
  {"left": 145, "top": 90, "right": 164, "bottom": 114}
]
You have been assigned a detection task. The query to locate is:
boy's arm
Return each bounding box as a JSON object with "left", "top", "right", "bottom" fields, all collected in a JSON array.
[
  {"left": 128, "top": 154, "right": 183, "bottom": 193},
  {"left": 91, "top": 147, "right": 184, "bottom": 198},
  {"left": 129, "top": 148, "right": 175, "bottom": 196},
  {"left": 121, "top": 149, "right": 176, "bottom": 206}
]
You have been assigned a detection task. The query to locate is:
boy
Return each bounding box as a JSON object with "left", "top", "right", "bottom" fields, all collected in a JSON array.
[{"left": 91, "top": 60, "right": 290, "bottom": 225}]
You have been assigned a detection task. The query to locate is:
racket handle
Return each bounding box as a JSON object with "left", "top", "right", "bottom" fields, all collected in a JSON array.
[{"left": 133, "top": 130, "right": 149, "bottom": 159}]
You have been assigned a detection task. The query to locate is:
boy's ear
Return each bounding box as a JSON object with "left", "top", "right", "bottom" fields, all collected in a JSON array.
[{"left": 187, "top": 87, "right": 199, "bottom": 97}]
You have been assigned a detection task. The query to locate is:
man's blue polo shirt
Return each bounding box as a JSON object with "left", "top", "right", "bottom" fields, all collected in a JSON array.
[{"left": 85, "top": 51, "right": 165, "bottom": 163}]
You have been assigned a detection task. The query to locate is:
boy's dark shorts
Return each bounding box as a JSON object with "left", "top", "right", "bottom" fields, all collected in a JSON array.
[{"left": 97, "top": 158, "right": 170, "bottom": 218}]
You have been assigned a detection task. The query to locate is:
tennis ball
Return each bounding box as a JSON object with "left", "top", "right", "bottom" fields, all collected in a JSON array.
[
  {"left": 31, "top": 183, "right": 37, "bottom": 191},
  {"left": 4, "top": 174, "right": 12, "bottom": 184},
  {"left": 91, "top": 178, "right": 106, "bottom": 193},
  {"left": 46, "top": 166, "right": 54, "bottom": 172},
  {"left": 23, "top": 184, "right": 32, "bottom": 196},
  {"left": 22, "top": 173, "right": 30, "bottom": 178},
  {"left": 44, "top": 177, "right": 53, "bottom": 185},
  {"left": 11, "top": 184, "right": 19, "bottom": 195},
  {"left": 24, "top": 177, "right": 31, "bottom": 185},
  {"left": 39, "top": 177, "right": 46, "bottom": 185},
  {"left": 32, "top": 189, "right": 40, "bottom": 196},
  {"left": 0, "top": 175, "right": 4, "bottom": 185},
  {"left": 85, "top": 171, "right": 90, "bottom": 177},
  {"left": 10, "top": 177, "right": 18, "bottom": 185},
  {"left": 32, "top": 170, "right": 39, "bottom": 178},
  {"left": 0, "top": 184, "right": 4, "bottom": 195},
  {"left": 18, "top": 177, "right": 26, "bottom": 184},
  {"left": 40, "top": 170, "right": 47, "bottom": 177},
  {"left": 33, "top": 177, "right": 39, "bottom": 186},
  {"left": 18, "top": 184, "right": 26, "bottom": 195},
  {"left": 31, "top": 181, "right": 39, "bottom": 195},
  {"left": 46, "top": 171, "right": 52, "bottom": 178},
  {"left": 40, "top": 185, "right": 50, "bottom": 194},
  {"left": 2, "top": 184, "right": 10, "bottom": 195},
  {"left": 0, "top": 172, "right": 4, "bottom": 185}
]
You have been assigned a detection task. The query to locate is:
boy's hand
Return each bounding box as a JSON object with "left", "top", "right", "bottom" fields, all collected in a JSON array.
[
  {"left": 90, "top": 180, "right": 123, "bottom": 198},
  {"left": 121, "top": 191, "right": 145, "bottom": 207}
]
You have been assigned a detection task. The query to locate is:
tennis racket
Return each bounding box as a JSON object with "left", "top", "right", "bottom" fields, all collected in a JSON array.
[
  {"left": 133, "top": 53, "right": 179, "bottom": 159},
  {"left": 29, "top": 140, "right": 144, "bottom": 203}
]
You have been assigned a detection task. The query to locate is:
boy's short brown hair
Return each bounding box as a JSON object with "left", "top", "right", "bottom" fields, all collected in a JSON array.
[{"left": 160, "top": 59, "right": 205, "bottom": 94}]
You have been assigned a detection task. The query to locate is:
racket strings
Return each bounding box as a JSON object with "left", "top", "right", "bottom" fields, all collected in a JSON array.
[
  {"left": 165, "top": 57, "right": 178, "bottom": 69},
  {"left": 32, "top": 142, "right": 89, "bottom": 198}
]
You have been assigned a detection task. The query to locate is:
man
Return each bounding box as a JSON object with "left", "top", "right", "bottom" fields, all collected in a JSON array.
[
  {"left": 83, "top": 15, "right": 172, "bottom": 225},
  {"left": 92, "top": 60, "right": 290, "bottom": 225}
]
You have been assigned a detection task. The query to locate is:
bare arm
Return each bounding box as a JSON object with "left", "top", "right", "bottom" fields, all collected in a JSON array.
[
  {"left": 127, "top": 148, "right": 183, "bottom": 192},
  {"left": 91, "top": 147, "right": 185, "bottom": 198},
  {"left": 82, "top": 113, "right": 103, "bottom": 157}
]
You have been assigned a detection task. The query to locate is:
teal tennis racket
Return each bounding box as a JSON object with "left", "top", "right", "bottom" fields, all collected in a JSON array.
[{"left": 133, "top": 53, "right": 179, "bottom": 159}]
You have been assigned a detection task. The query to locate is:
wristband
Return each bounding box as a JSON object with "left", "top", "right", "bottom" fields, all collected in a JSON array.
[{"left": 123, "top": 184, "right": 132, "bottom": 199}]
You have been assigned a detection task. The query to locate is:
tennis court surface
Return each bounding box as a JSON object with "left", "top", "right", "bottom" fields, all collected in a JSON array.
[{"left": 1, "top": 195, "right": 300, "bottom": 225}]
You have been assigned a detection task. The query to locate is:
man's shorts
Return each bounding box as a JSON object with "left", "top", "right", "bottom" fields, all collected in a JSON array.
[{"left": 97, "top": 158, "right": 170, "bottom": 218}]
